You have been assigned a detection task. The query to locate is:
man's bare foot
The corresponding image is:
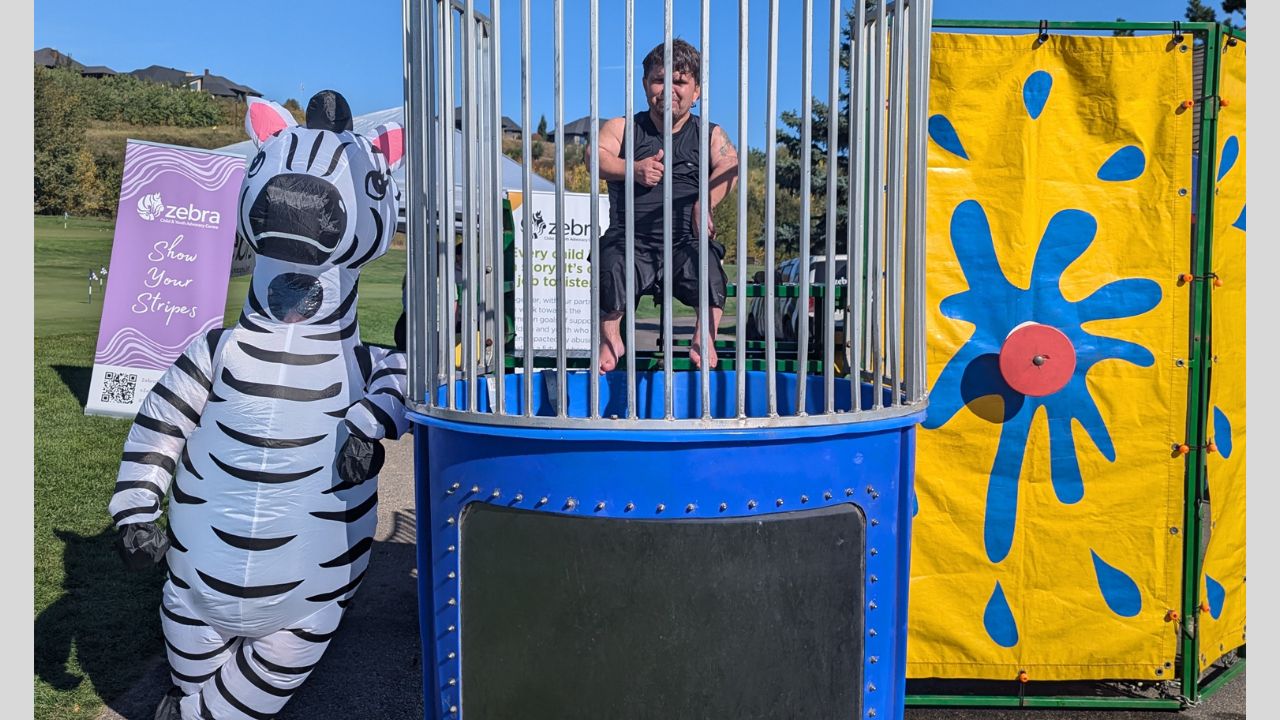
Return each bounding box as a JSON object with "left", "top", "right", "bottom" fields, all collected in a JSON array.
[
  {"left": 599, "top": 316, "right": 626, "bottom": 374},
  {"left": 689, "top": 340, "right": 718, "bottom": 369}
]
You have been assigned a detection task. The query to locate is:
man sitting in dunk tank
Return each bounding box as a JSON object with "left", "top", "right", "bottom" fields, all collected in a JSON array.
[{"left": 594, "top": 38, "right": 739, "bottom": 372}]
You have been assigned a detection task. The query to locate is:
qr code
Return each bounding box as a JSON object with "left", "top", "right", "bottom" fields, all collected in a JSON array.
[{"left": 101, "top": 371, "right": 138, "bottom": 404}]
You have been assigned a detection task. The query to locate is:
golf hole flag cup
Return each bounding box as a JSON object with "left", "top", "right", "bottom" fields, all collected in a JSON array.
[{"left": 85, "top": 140, "right": 245, "bottom": 418}]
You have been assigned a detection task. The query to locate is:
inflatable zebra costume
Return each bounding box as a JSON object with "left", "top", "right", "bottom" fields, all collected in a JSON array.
[{"left": 108, "top": 91, "right": 410, "bottom": 720}]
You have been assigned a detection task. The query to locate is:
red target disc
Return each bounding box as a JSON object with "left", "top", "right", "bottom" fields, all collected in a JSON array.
[{"left": 998, "top": 323, "right": 1076, "bottom": 397}]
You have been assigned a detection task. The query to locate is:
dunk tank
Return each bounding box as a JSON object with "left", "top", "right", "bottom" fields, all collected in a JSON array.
[{"left": 402, "top": 0, "right": 933, "bottom": 718}]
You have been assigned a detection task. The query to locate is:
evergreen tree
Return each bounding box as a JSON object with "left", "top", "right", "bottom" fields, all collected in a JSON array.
[
  {"left": 537, "top": 114, "right": 549, "bottom": 140},
  {"left": 1185, "top": 0, "right": 1218, "bottom": 22}
]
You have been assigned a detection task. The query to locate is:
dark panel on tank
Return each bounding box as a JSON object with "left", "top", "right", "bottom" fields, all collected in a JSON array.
[{"left": 460, "top": 503, "right": 866, "bottom": 720}]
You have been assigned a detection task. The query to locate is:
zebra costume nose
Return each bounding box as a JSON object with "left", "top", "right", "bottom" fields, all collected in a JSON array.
[{"left": 248, "top": 174, "right": 347, "bottom": 265}]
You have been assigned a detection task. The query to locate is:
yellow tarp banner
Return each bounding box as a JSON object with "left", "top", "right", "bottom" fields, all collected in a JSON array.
[
  {"left": 1200, "top": 36, "right": 1246, "bottom": 673},
  {"left": 910, "top": 33, "right": 1193, "bottom": 681}
]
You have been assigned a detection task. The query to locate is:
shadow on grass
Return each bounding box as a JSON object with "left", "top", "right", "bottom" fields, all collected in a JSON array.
[
  {"left": 51, "top": 364, "right": 93, "bottom": 409},
  {"left": 87, "top": 513, "right": 423, "bottom": 720},
  {"left": 34, "top": 528, "right": 168, "bottom": 711}
]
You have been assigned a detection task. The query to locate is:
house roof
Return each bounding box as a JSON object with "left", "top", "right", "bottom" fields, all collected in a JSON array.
[
  {"left": 130, "top": 65, "right": 194, "bottom": 87},
  {"left": 563, "top": 115, "right": 603, "bottom": 136},
  {"left": 34, "top": 47, "right": 83, "bottom": 70},
  {"left": 80, "top": 65, "right": 117, "bottom": 76},
  {"left": 200, "top": 71, "right": 262, "bottom": 99},
  {"left": 451, "top": 106, "right": 522, "bottom": 132}
]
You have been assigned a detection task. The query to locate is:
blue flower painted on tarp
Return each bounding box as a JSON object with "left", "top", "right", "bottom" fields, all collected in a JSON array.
[
  {"left": 1213, "top": 406, "right": 1233, "bottom": 459},
  {"left": 984, "top": 581, "right": 1019, "bottom": 647},
  {"left": 1098, "top": 146, "right": 1146, "bottom": 182},
  {"left": 1090, "top": 550, "right": 1142, "bottom": 617},
  {"left": 928, "top": 114, "right": 969, "bottom": 160},
  {"left": 1205, "top": 573, "right": 1226, "bottom": 620},
  {"left": 1023, "top": 71, "right": 1053, "bottom": 119},
  {"left": 923, "top": 200, "right": 1162, "bottom": 564},
  {"left": 1218, "top": 135, "right": 1246, "bottom": 231}
]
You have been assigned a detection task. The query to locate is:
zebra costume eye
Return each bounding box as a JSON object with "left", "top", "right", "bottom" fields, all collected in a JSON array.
[
  {"left": 364, "top": 170, "right": 389, "bottom": 200},
  {"left": 248, "top": 150, "right": 267, "bottom": 178}
]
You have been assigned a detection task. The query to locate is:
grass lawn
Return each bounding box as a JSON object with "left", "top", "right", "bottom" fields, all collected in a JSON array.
[{"left": 33, "top": 215, "right": 403, "bottom": 720}]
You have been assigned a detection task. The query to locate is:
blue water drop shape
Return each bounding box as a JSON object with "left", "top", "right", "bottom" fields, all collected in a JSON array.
[
  {"left": 911, "top": 491, "right": 919, "bottom": 517},
  {"left": 1091, "top": 550, "right": 1142, "bottom": 617},
  {"left": 1205, "top": 574, "right": 1225, "bottom": 620},
  {"left": 1213, "top": 406, "right": 1233, "bottom": 459},
  {"left": 1218, "top": 136, "right": 1239, "bottom": 181},
  {"left": 1233, "top": 205, "right": 1246, "bottom": 231},
  {"left": 983, "top": 581, "right": 1019, "bottom": 647},
  {"left": 928, "top": 114, "right": 969, "bottom": 160},
  {"left": 1097, "top": 146, "right": 1146, "bottom": 182},
  {"left": 1023, "top": 71, "right": 1053, "bottom": 120}
]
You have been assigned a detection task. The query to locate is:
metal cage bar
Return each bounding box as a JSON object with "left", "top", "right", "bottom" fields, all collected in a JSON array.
[{"left": 406, "top": 0, "right": 932, "bottom": 430}]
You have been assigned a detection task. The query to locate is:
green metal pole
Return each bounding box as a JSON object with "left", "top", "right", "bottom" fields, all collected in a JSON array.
[
  {"left": 1178, "top": 22, "right": 1224, "bottom": 706},
  {"left": 905, "top": 694, "right": 1183, "bottom": 710},
  {"left": 932, "top": 19, "right": 1218, "bottom": 33},
  {"left": 1200, "top": 657, "right": 1245, "bottom": 700}
]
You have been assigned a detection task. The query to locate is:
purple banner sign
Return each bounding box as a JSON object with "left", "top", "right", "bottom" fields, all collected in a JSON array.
[{"left": 86, "top": 140, "right": 245, "bottom": 418}]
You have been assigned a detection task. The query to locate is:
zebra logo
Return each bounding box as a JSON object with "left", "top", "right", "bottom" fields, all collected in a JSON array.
[
  {"left": 137, "top": 193, "right": 165, "bottom": 221},
  {"left": 530, "top": 210, "right": 548, "bottom": 241}
]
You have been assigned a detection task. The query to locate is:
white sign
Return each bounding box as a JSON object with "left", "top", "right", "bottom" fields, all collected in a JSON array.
[{"left": 510, "top": 190, "right": 610, "bottom": 357}]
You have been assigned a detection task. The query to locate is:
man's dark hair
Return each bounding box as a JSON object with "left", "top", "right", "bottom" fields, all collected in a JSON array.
[{"left": 642, "top": 38, "right": 701, "bottom": 84}]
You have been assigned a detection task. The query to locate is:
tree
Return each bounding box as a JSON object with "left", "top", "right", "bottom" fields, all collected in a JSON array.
[
  {"left": 34, "top": 67, "right": 99, "bottom": 215},
  {"left": 537, "top": 114, "right": 549, "bottom": 140},
  {"left": 1221, "top": 0, "right": 1245, "bottom": 27},
  {"left": 1185, "top": 0, "right": 1217, "bottom": 22},
  {"left": 282, "top": 98, "right": 305, "bottom": 124}
]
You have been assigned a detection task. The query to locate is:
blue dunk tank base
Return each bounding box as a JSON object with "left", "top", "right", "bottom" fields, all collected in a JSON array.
[{"left": 412, "top": 369, "right": 925, "bottom": 720}]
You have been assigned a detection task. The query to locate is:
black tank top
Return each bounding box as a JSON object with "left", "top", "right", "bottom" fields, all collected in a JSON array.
[{"left": 605, "top": 112, "right": 718, "bottom": 247}]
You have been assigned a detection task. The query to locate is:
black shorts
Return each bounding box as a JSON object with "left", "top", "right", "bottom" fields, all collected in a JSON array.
[{"left": 597, "top": 229, "right": 727, "bottom": 315}]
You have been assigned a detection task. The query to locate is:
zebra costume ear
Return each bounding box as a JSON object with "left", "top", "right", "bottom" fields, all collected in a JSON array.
[
  {"left": 245, "top": 98, "right": 299, "bottom": 148},
  {"left": 368, "top": 123, "right": 405, "bottom": 173}
]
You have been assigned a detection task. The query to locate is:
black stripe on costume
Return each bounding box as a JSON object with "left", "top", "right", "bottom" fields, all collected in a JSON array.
[
  {"left": 198, "top": 690, "right": 215, "bottom": 719},
  {"left": 251, "top": 649, "right": 314, "bottom": 676},
  {"left": 330, "top": 234, "right": 361, "bottom": 266},
  {"left": 112, "top": 501, "right": 159, "bottom": 524},
  {"left": 370, "top": 366, "right": 407, "bottom": 383},
  {"left": 337, "top": 597, "right": 354, "bottom": 609},
  {"left": 348, "top": 208, "right": 385, "bottom": 269},
  {"left": 246, "top": 289, "right": 272, "bottom": 320},
  {"left": 174, "top": 353, "right": 212, "bottom": 392},
  {"left": 114, "top": 479, "right": 165, "bottom": 499},
  {"left": 122, "top": 451, "right": 177, "bottom": 474},
  {"left": 208, "top": 389, "right": 226, "bottom": 403},
  {"left": 320, "top": 141, "right": 353, "bottom": 177},
  {"left": 318, "top": 536, "right": 373, "bottom": 568},
  {"left": 236, "top": 341, "right": 338, "bottom": 367},
  {"left": 372, "top": 386, "right": 406, "bottom": 403},
  {"left": 353, "top": 346, "right": 373, "bottom": 385},
  {"left": 305, "top": 570, "right": 366, "bottom": 602},
  {"left": 161, "top": 604, "right": 208, "bottom": 627},
  {"left": 134, "top": 413, "right": 186, "bottom": 439},
  {"left": 359, "top": 398, "right": 398, "bottom": 439},
  {"left": 324, "top": 402, "right": 356, "bottom": 418},
  {"left": 238, "top": 312, "right": 271, "bottom": 334},
  {"left": 212, "top": 526, "right": 296, "bottom": 551},
  {"left": 172, "top": 667, "right": 218, "bottom": 684},
  {"left": 312, "top": 285, "right": 360, "bottom": 326},
  {"left": 180, "top": 447, "right": 204, "bottom": 480},
  {"left": 170, "top": 572, "right": 191, "bottom": 590},
  {"left": 209, "top": 454, "right": 323, "bottom": 484},
  {"left": 285, "top": 132, "right": 299, "bottom": 169},
  {"left": 221, "top": 368, "right": 342, "bottom": 402},
  {"left": 152, "top": 383, "right": 201, "bottom": 426},
  {"left": 310, "top": 492, "right": 377, "bottom": 523},
  {"left": 321, "top": 478, "right": 361, "bottom": 495},
  {"left": 303, "top": 322, "right": 358, "bottom": 342},
  {"left": 234, "top": 645, "right": 294, "bottom": 697},
  {"left": 167, "top": 524, "right": 188, "bottom": 553},
  {"left": 171, "top": 477, "right": 207, "bottom": 505},
  {"left": 166, "top": 636, "right": 237, "bottom": 661},
  {"left": 216, "top": 421, "right": 327, "bottom": 449},
  {"left": 288, "top": 627, "right": 337, "bottom": 643},
  {"left": 306, "top": 132, "right": 324, "bottom": 171},
  {"left": 196, "top": 569, "right": 303, "bottom": 599},
  {"left": 214, "top": 670, "right": 275, "bottom": 720}
]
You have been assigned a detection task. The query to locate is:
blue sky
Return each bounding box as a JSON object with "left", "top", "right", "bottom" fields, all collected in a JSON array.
[{"left": 36, "top": 0, "right": 1221, "bottom": 150}]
